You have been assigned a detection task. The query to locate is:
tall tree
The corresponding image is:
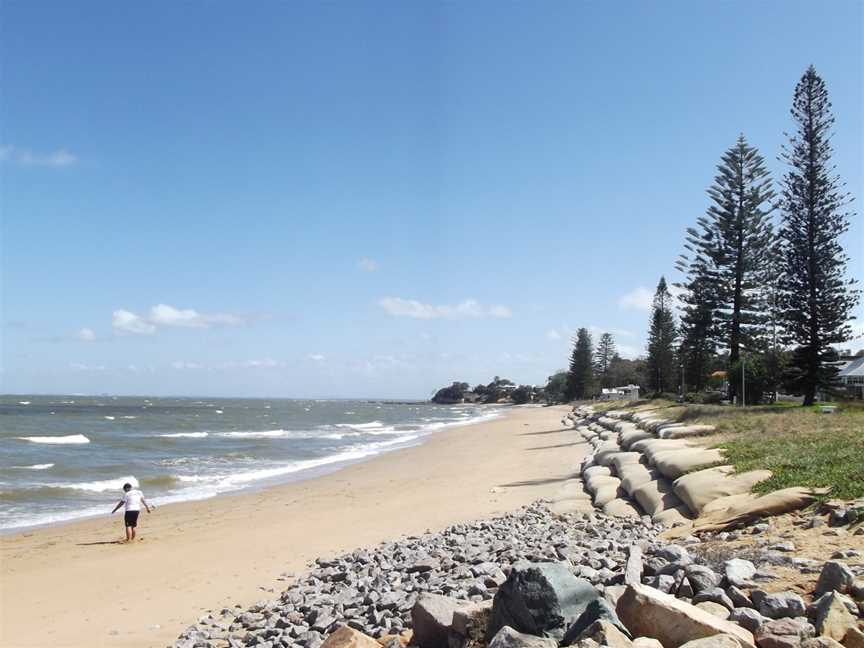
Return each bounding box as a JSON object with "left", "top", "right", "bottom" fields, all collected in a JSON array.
[
  {"left": 565, "top": 328, "right": 594, "bottom": 400},
  {"left": 676, "top": 136, "right": 775, "bottom": 399},
  {"left": 646, "top": 277, "right": 677, "bottom": 394},
  {"left": 777, "top": 66, "right": 860, "bottom": 405},
  {"left": 594, "top": 332, "right": 617, "bottom": 387},
  {"left": 709, "top": 135, "right": 776, "bottom": 363}
]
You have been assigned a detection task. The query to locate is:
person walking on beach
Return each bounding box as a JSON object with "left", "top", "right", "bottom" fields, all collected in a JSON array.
[{"left": 111, "top": 483, "right": 152, "bottom": 542}]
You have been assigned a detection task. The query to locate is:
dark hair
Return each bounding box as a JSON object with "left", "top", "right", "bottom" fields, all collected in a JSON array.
[{"left": 123, "top": 483, "right": 132, "bottom": 491}]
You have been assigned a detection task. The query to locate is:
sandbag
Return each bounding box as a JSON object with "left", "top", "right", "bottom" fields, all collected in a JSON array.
[
  {"left": 653, "top": 448, "right": 725, "bottom": 480},
  {"left": 594, "top": 483, "right": 625, "bottom": 507},
  {"left": 618, "top": 463, "right": 660, "bottom": 495},
  {"left": 653, "top": 505, "right": 693, "bottom": 527},
  {"left": 609, "top": 452, "right": 643, "bottom": 474},
  {"left": 585, "top": 473, "right": 620, "bottom": 495},
  {"left": 673, "top": 466, "right": 772, "bottom": 516},
  {"left": 664, "top": 487, "right": 829, "bottom": 537},
  {"left": 632, "top": 479, "right": 684, "bottom": 516},
  {"left": 632, "top": 439, "right": 696, "bottom": 465},
  {"left": 603, "top": 498, "right": 642, "bottom": 519},
  {"left": 658, "top": 424, "right": 717, "bottom": 439},
  {"left": 594, "top": 443, "right": 623, "bottom": 466},
  {"left": 620, "top": 429, "right": 654, "bottom": 450},
  {"left": 614, "top": 421, "right": 640, "bottom": 435},
  {"left": 700, "top": 492, "right": 759, "bottom": 515},
  {"left": 583, "top": 465, "right": 612, "bottom": 480}
]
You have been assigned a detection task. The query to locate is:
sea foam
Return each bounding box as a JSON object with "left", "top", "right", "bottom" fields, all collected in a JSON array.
[{"left": 16, "top": 434, "right": 90, "bottom": 445}]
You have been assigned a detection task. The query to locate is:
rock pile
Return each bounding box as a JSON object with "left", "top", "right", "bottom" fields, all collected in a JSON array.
[{"left": 173, "top": 503, "right": 864, "bottom": 648}]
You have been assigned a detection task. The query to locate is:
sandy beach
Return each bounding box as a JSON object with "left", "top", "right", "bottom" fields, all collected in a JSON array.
[{"left": 0, "top": 405, "right": 591, "bottom": 648}]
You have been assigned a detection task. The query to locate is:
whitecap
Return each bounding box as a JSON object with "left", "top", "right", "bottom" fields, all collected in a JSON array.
[
  {"left": 11, "top": 463, "right": 55, "bottom": 470},
  {"left": 54, "top": 475, "right": 138, "bottom": 493},
  {"left": 16, "top": 434, "right": 90, "bottom": 445},
  {"left": 215, "top": 410, "right": 224, "bottom": 414},
  {"left": 18, "top": 401, "right": 31, "bottom": 406},
  {"left": 159, "top": 432, "right": 209, "bottom": 438},
  {"left": 122, "top": 416, "right": 137, "bottom": 420},
  {"left": 104, "top": 416, "right": 116, "bottom": 420}
]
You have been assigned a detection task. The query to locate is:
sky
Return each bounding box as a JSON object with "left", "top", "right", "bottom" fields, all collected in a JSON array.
[{"left": 1, "top": 1, "right": 862, "bottom": 399}]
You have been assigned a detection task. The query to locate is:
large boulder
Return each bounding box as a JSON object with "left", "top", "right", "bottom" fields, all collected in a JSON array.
[
  {"left": 489, "top": 562, "right": 625, "bottom": 642},
  {"left": 757, "top": 592, "right": 806, "bottom": 620},
  {"left": 615, "top": 584, "right": 756, "bottom": 648},
  {"left": 412, "top": 594, "right": 469, "bottom": 648},
  {"left": 812, "top": 592, "right": 857, "bottom": 642},
  {"left": 724, "top": 560, "right": 757, "bottom": 588},
  {"left": 572, "top": 619, "right": 634, "bottom": 648},
  {"left": 753, "top": 618, "right": 814, "bottom": 648},
  {"left": 815, "top": 562, "right": 855, "bottom": 597},
  {"left": 677, "top": 636, "right": 742, "bottom": 648},
  {"left": 320, "top": 627, "right": 382, "bottom": 648},
  {"left": 488, "top": 626, "right": 558, "bottom": 648}
]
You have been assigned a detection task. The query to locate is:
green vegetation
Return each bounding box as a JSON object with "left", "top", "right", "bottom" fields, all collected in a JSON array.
[{"left": 557, "top": 66, "right": 860, "bottom": 406}]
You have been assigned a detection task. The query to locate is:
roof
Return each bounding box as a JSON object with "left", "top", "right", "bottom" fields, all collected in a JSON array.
[{"left": 838, "top": 356, "right": 864, "bottom": 378}]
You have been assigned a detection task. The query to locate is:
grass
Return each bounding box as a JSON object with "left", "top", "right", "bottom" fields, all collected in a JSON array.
[
  {"left": 597, "top": 398, "right": 864, "bottom": 500},
  {"left": 712, "top": 408, "right": 864, "bottom": 500}
]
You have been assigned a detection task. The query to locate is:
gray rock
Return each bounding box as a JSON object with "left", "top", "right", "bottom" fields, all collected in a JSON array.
[
  {"left": 488, "top": 562, "right": 624, "bottom": 642},
  {"left": 412, "top": 594, "right": 465, "bottom": 648},
  {"left": 758, "top": 592, "right": 806, "bottom": 620},
  {"left": 724, "top": 559, "right": 757, "bottom": 588},
  {"left": 729, "top": 607, "right": 767, "bottom": 633},
  {"left": 724, "top": 585, "right": 752, "bottom": 609},
  {"left": 814, "top": 561, "right": 855, "bottom": 596},
  {"left": 625, "top": 546, "right": 643, "bottom": 586},
  {"left": 488, "top": 626, "right": 558, "bottom": 648},
  {"left": 693, "top": 588, "right": 734, "bottom": 611},
  {"left": 686, "top": 565, "right": 722, "bottom": 595}
]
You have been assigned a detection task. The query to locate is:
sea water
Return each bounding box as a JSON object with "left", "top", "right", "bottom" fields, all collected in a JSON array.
[{"left": 0, "top": 396, "right": 503, "bottom": 531}]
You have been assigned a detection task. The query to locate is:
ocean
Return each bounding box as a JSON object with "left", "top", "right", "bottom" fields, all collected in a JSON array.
[{"left": 0, "top": 395, "right": 504, "bottom": 532}]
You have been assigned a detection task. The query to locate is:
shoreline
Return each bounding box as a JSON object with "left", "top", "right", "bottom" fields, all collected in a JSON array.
[
  {"left": 0, "top": 405, "right": 507, "bottom": 536},
  {"left": 0, "top": 404, "right": 589, "bottom": 648}
]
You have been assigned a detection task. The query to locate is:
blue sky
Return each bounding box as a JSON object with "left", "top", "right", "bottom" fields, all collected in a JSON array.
[{"left": 1, "top": 1, "right": 862, "bottom": 398}]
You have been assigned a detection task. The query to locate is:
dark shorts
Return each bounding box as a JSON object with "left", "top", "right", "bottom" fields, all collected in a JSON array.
[{"left": 124, "top": 510, "right": 140, "bottom": 528}]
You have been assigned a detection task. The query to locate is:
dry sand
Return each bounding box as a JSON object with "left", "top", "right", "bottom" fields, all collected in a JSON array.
[{"left": 0, "top": 404, "right": 592, "bottom": 648}]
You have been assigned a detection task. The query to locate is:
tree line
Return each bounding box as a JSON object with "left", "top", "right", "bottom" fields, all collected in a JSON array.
[{"left": 553, "top": 66, "right": 859, "bottom": 406}]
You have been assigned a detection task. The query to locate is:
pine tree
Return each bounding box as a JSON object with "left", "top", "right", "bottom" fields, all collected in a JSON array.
[
  {"left": 565, "top": 328, "right": 594, "bottom": 400},
  {"left": 777, "top": 66, "right": 860, "bottom": 405},
  {"left": 646, "top": 277, "right": 677, "bottom": 394},
  {"left": 676, "top": 135, "right": 775, "bottom": 399},
  {"left": 676, "top": 276, "right": 716, "bottom": 392},
  {"left": 594, "top": 333, "right": 616, "bottom": 388}
]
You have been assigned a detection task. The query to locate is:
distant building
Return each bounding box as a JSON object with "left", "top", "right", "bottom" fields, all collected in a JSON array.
[
  {"left": 598, "top": 384, "right": 640, "bottom": 401},
  {"left": 838, "top": 356, "right": 864, "bottom": 400}
]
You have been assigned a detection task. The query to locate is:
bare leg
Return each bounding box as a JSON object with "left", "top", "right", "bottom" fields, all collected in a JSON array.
[
  {"left": 125, "top": 526, "right": 132, "bottom": 542},
  {"left": 131, "top": 527, "right": 137, "bottom": 541}
]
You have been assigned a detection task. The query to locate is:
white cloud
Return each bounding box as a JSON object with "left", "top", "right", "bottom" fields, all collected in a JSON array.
[
  {"left": 1, "top": 145, "right": 78, "bottom": 168},
  {"left": 171, "top": 361, "right": 203, "bottom": 370},
  {"left": 308, "top": 354, "right": 326, "bottom": 362},
  {"left": 112, "top": 310, "right": 156, "bottom": 335},
  {"left": 618, "top": 287, "right": 654, "bottom": 311},
  {"left": 546, "top": 329, "right": 562, "bottom": 341},
  {"left": 77, "top": 328, "right": 96, "bottom": 342},
  {"left": 357, "top": 257, "right": 380, "bottom": 272},
  {"left": 379, "top": 297, "right": 512, "bottom": 320},
  {"left": 149, "top": 304, "right": 244, "bottom": 328},
  {"left": 69, "top": 362, "right": 106, "bottom": 372},
  {"left": 112, "top": 304, "right": 244, "bottom": 335}
]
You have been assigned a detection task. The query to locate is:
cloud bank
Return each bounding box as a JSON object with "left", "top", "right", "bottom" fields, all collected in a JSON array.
[
  {"left": 112, "top": 304, "right": 245, "bottom": 335},
  {"left": 379, "top": 297, "right": 512, "bottom": 320}
]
